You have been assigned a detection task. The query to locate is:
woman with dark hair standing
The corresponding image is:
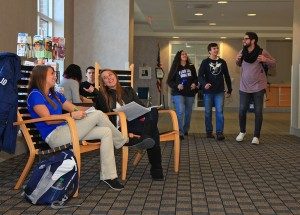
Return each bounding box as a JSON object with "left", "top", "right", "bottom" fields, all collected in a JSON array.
[
  {"left": 94, "top": 69, "right": 164, "bottom": 181},
  {"left": 60, "top": 64, "right": 86, "bottom": 103},
  {"left": 167, "top": 50, "right": 198, "bottom": 140}
]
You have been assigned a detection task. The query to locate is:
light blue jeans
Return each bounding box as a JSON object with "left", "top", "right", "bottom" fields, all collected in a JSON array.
[
  {"left": 203, "top": 92, "right": 225, "bottom": 134},
  {"left": 172, "top": 95, "right": 195, "bottom": 136}
]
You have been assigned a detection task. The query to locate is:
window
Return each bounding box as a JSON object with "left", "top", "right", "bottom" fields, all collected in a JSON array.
[{"left": 37, "top": 0, "right": 53, "bottom": 36}]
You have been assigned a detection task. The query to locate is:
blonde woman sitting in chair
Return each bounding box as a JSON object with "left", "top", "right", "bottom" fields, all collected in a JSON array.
[{"left": 94, "top": 68, "right": 164, "bottom": 181}]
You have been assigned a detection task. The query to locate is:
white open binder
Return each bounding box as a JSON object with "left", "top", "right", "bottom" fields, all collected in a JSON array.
[{"left": 113, "top": 101, "right": 162, "bottom": 121}]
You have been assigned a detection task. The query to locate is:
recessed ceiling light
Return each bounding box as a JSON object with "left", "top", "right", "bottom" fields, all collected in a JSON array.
[
  {"left": 173, "top": 36, "right": 179, "bottom": 39},
  {"left": 209, "top": 22, "right": 216, "bottom": 26},
  {"left": 285, "top": 37, "right": 292, "bottom": 40},
  {"left": 194, "top": 13, "right": 204, "bottom": 16},
  {"left": 220, "top": 37, "right": 227, "bottom": 39},
  {"left": 217, "top": 1, "right": 228, "bottom": 3},
  {"left": 247, "top": 13, "right": 256, "bottom": 16}
]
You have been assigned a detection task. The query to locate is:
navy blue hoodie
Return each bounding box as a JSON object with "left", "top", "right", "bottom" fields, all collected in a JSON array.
[
  {"left": 167, "top": 64, "right": 198, "bottom": 97},
  {"left": 198, "top": 57, "right": 232, "bottom": 94}
]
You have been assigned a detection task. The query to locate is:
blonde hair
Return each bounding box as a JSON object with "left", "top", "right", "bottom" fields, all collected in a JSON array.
[{"left": 99, "top": 69, "right": 124, "bottom": 110}]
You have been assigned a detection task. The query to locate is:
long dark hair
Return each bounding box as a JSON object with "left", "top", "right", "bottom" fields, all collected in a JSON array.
[
  {"left": 28, "top": 65, "right": 61, "bottom": 109},
  {"left": 167, "top": 50, "right": 191, "bottom": 85},
  {"left": 99, "top": 69, "right": 124, "bottom": 110},
  {"left": 63, "top": 64, "right": 82, "bottom": 83}
]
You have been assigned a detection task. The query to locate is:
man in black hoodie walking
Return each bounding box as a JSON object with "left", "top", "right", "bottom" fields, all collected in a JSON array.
[{"left": 198, "top": 43, "right": 232, "bottom": 140}]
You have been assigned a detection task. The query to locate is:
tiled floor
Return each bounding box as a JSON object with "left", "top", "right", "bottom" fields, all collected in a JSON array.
[{"left": 0, "top": 112, "right": 299, "bottom": 215}]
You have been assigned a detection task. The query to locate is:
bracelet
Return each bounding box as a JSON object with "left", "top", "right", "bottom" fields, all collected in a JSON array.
[{"left": 73, "top": 106, "right": 79, "bottom": 111}]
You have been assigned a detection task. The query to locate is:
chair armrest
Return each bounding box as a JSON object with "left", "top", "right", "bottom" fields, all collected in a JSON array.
[
  {"left": 14, "top": 113, "right": 80, "bottom": 160},
  {"left": 158, "top": 109, "right": 179, "bottom": 132},
  {"left": 14, "top": 114, "right": 73, "bottom": 125},
  {"left": 106, "top": 111, "right": 128, "bottom": 138}
]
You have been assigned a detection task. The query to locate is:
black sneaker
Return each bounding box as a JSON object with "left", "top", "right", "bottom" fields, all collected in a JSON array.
[
  {"left": 102, "top": 178, "right": 124, "bottom": 191},
  {"left": 184, "top": 132, "right": 188, "bottom": 136},
  {"left": 180, "top": 135, "right": 184, "bottom": 140},
  {"left": 125, "top": 137, "right": 155, "bottom": 150},
  {"left": 206, "top": 132, "right": 215, "bottom": 138},
  {"left": 217, "top": 132, "right": 225, "bottom": 141}
]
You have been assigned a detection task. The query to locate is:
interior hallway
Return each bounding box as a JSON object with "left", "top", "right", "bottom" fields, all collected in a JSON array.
[
  {"left": 160, "top": 111, "right": 291, "bottom": 137},
  {"left": 0, "top": 111, "right": 299, "bottom": 215}
]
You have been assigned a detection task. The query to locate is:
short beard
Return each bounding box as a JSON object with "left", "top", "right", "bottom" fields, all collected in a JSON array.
[{"left": 243, "top": 43, "right": 250, "bottom": 48}]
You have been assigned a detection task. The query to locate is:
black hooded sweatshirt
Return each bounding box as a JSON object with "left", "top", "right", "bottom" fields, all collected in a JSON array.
[{"left": 167, "top": 64, "right": 198, "bottom": 97}]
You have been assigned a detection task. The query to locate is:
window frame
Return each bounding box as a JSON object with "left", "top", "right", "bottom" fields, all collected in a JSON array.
[{"left": 37, "top": 0, "right": 54, "bottom": 37}]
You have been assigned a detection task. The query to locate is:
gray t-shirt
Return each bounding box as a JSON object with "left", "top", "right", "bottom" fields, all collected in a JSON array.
[
  {"left": 238, "top": 50, "right": 276, "bottom": 93},
  {"left": 59, "top": 78, "right": 81, "bottom": 103}
]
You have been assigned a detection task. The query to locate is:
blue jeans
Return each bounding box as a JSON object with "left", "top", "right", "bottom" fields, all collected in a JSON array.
[
  {"left": 239, "top": 89, "right": 265, "bottom": 138},
  {"left": 203, "top": 92, "right": 225, "bottom": 133},
  {"left": 172, "top": 95, "right": 195, "bottom": 136}
]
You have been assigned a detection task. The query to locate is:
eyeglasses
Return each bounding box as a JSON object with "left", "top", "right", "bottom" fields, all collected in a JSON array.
[{"left": 243, "top": 37, "right": 250, "bottom": 40}]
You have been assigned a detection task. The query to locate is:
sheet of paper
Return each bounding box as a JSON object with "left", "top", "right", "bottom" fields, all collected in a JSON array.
[{"left": 113, "top": 101, "right": 151, "bottom": 121}]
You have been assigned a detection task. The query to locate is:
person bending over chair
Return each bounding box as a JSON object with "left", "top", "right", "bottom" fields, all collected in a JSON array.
[
  {"left": 94, "top": 68, "right": 164, "bottom": 181},
  {"left": 27, "top": 65, "right": 154, "bottom": 191},
  {"left": 60, "top": 64, "right": 92, "bottom": 103}
]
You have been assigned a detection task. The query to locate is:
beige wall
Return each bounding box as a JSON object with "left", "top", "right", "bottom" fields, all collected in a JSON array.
[
  {"left": 267, "top": 40, "right": 292, "bottom": 84},
  {"left": 0, "top": 0, "right": 36, "bottom": 53},
  {"left": 134, "top": 37, "right": 292, "bottom": 108},
  {"left": 134, "top": 37, "right": 169, "bottom": 106}
]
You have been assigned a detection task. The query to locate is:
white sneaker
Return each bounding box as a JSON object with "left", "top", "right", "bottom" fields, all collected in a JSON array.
[
  {"left": 251, "top": 137, "right": 259, "bottom": 145},
  {"left": 236, "top": 132, "right": 246, "bottom": 142}
]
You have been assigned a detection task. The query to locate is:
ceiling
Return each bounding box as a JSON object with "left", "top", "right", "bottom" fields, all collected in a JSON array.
[{"left": 134, "top": 0, "right": 294, "bottom": 39}]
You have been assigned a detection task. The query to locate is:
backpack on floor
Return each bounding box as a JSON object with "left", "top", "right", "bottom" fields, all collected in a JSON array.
[{"left": 23, "top": 149, "right": 80, "bottom": 208}]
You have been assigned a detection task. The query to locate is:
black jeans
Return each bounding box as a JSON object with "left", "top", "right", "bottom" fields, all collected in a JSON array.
[
  {"left": 127, "top": 108, "right": 162, "bottom": 171},
  {"left": 239, "top": 89, "right": 265, "bottom": 138}
]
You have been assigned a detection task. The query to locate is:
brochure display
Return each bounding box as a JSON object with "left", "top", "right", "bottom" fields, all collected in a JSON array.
[{"left": 17, "top": 33, "right": 65, "bottom": 60}]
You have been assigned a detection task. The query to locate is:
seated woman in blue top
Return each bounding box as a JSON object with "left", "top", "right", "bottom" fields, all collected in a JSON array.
[
  {"left": 94, "top": 69, "right": 164, "bottom": 181},
  {"left": 27, "top": 65, "right": 152, "bottom": 191}
]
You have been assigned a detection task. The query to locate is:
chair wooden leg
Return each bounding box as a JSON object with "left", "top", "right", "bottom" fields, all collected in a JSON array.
[
  {"left": 73, "top": 189, "right": 79, "bottom": 197},
  {"left": 72, "top": 144, "right": 81, "bottom": 197},
  {"left": 173, "top": 134, "right": 180, "bottom": 173},
  {"left": 14, "top": 153, "right": 35, "bottom": 189},
  {"left": 133, "top": 151, "right": 143, "bottom": 166},
  {"left": 121, "top": 146, "right": 128, "bottom": 181}
]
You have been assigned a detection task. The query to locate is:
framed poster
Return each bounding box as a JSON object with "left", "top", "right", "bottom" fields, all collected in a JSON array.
[{"left": 139, "top": 66, "right": 151, "bottom": 79}]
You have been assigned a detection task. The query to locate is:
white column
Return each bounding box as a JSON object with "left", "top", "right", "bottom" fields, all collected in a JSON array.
[
  {"left": 290, "top": 0, "right": 300, "bottom": 136},
  {"left": 73, "top": 0, "right": 134, "bottom": 71}
]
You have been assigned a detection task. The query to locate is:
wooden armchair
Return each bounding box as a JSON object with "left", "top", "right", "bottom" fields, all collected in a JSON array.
[
  {"left": 94, "top": 63, "right": 180, "bottom": 173},
  {"left": 14, "top": 66, "right": 129, "bottom": 196}
]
